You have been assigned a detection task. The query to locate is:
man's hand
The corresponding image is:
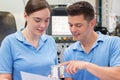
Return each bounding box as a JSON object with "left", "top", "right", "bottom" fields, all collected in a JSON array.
[{"left": 59, "top": 60, "right": 88, "bottom": 74}]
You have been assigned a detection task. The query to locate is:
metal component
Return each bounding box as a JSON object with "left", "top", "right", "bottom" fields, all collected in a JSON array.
[
  {"left": 58, "top": 66, "right": 64, "bottom": 78},
  {"left": 51, "top": 65, "right": 64, "bottom": 79}
]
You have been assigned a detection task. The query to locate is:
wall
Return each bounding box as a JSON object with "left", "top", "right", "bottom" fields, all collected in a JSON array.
[{"left": 0, "top": 0, "right": 25, "bottom": 30}]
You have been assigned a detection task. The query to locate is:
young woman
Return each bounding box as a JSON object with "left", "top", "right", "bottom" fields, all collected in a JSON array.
[{"left": 0, "top": 0, "right": 58, "bottom": 80}]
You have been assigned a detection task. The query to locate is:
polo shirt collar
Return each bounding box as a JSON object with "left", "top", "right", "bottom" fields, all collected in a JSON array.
[
  {"left": 73, "top": 31, "right": 105, "bottom": 51},
  {"left": 15, "top": 31, "right": 47, "bottom": 44}
]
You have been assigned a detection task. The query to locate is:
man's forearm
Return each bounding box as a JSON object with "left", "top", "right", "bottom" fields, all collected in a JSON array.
[{"left": 86, "top": 62, "right": 120, "bottom": 80}]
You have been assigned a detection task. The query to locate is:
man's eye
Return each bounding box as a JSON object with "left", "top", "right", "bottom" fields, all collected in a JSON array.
[
  {"left": 75, "top": 24, "right": 82, "bottom": 27},
  {"left": 69, "top": 24, "right": 73, "bottom": 27}
]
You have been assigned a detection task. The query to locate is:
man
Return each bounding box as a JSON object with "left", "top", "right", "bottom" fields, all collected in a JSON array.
[{"left": 60, "top": 1, "right": 120, "bottom": 80}]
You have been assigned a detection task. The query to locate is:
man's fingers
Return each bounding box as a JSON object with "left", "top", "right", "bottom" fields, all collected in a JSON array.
[{"left": 58, "top": 62, "right": 69, "bottom": 66}]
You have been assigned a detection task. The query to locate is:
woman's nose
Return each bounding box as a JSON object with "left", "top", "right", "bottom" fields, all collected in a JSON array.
[{"left": 40, "top": 21, "right": 46, "bottom": 28}]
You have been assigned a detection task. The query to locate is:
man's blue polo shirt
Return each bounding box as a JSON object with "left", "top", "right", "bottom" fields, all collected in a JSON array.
[
  {"left": 0, "top": 31, "right": 58, "bottom": 80},
  {"left": 64, "top": 32, "right": 120, "bottom": 80}
]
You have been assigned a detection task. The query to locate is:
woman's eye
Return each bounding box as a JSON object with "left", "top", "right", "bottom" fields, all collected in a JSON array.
[
  {"left": 45, "top": 19, "right": 49, "bottom": 22},
  {"left": 34, "top": 19, "right": 41, "bottom": 22}
]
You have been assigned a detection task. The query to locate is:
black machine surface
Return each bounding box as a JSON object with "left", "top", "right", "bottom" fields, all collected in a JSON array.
[
  {"left": 94, "top": 26, "right": 108, "bottom": 35},
  {"left": 0, "top": 11, "right": 17, "bottom": 45}
]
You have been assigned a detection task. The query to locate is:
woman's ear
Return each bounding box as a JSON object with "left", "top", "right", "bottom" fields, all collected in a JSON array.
[
  {"left": 24, "top": 12, "right": 28, "bottom": 19},
  {"left": 24, "top": 12, "right": 28, "bottom": 27}
]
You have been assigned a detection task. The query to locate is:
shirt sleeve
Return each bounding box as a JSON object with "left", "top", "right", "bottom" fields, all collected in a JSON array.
[
  {"left": 0, "top": 37, "right": 13, "bottom": 73},
  {"left": 110, "top": 37, "right": 120, "bottom": 66},
  {"left": 63, "top": 49, "right": 72, "bottom": 78}
]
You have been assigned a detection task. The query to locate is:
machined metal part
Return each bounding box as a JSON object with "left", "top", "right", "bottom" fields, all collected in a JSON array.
[{"left": 51, "top": 65, "right": 64, "bottom": 79}]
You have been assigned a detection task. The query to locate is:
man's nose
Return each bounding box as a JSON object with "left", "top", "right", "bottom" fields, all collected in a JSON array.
[{"left": 71, "top": 26, "right": 77, "bottom": 32}]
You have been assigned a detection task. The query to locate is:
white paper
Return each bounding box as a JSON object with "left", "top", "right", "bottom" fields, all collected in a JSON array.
[{"left": 21, "top": 71, "right": 58, "bottom": 80}]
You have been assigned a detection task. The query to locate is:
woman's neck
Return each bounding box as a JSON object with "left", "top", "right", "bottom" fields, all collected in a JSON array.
[
  {"left": 22, "top": 28, "right": 39, "bottom": 48},
  {"left": 22, "top": 28, "right": 39, "bottom": 41}
]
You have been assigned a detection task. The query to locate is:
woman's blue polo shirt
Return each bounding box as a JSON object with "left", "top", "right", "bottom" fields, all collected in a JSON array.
[{"left": 0, "top": 31, "right": 58, "bottom": 80}]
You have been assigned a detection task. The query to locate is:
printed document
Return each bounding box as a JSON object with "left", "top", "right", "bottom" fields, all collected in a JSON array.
[{"left": 21, "top": 71, "right": 58, "bottom": 80}]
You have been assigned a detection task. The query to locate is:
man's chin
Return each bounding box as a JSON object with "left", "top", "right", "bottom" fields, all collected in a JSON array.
[{"left": 73, "top": 37, "right": 79, "bottom": 41}]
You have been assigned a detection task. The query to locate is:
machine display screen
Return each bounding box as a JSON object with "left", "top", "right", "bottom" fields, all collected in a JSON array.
[{"left": 52, "top": 16, "right": 71, "bottom": 35}]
